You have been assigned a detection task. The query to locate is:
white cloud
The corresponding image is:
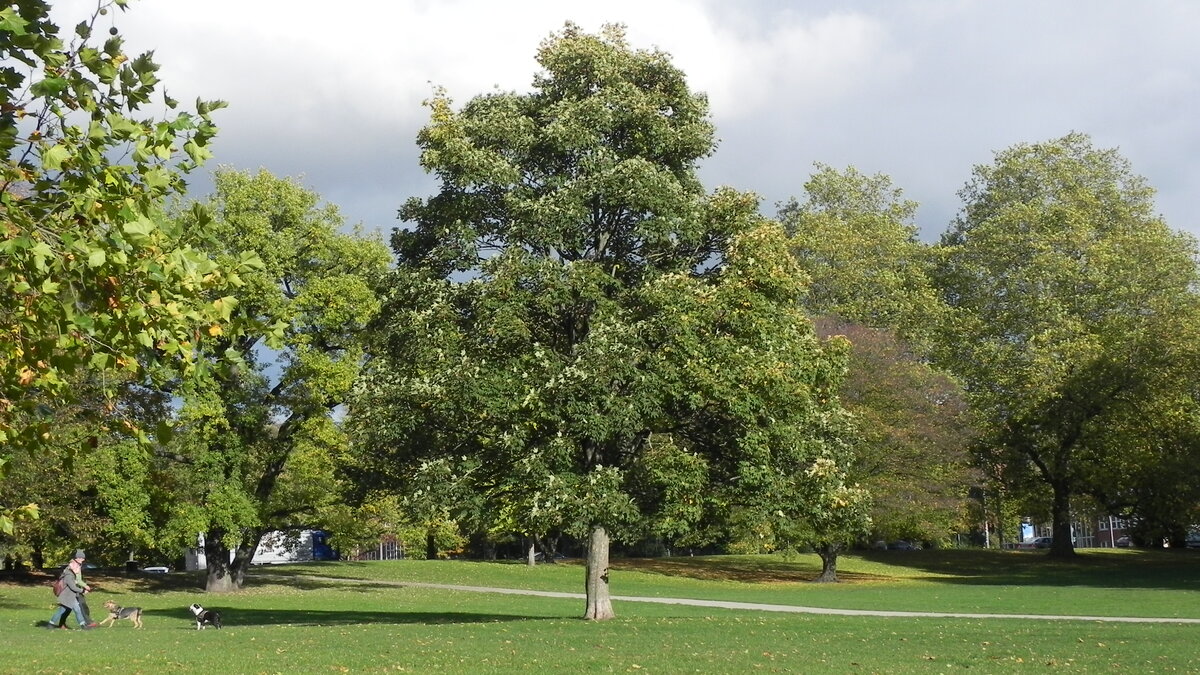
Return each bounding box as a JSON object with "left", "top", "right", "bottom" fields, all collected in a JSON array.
[
  {"left": 53, "top": 0, "right": 896, "bottom": 129},
  {"left": 43, "top": 0, "right": 1200, "bottom": 236},
  {"left": 704, "top": 13, "right": 902, "bottom": 119}
]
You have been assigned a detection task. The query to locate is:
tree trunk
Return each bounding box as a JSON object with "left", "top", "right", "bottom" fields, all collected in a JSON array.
[
  {"left": 230, "top": 543, "right": 256, "bottom": 586},
  {"left": 539, "top": 534, "right": 560, "bottom": 563},
  {"left": 204, "top": 530, "right": 261, "bottom": 592},
  {"left": 812, "top": 543, "right": 840, "bottom": 583},
  {"left": 204, "top": 529, "right": 238, "bottom": 593},
  {"left": 526, "top": 537, "right": 537, "bottom": 567},
  {"left": 425, "top": 530, "right": 438, "bottom": 560},
  {"left": 1048, "top": 483, "right": 1077, "bottom": 558},
  {"left": 583, "top": 526, "right": 614, "bottom": 620},
  {"left": 468, "top": 531, "right": 496, "bottom": 560}
]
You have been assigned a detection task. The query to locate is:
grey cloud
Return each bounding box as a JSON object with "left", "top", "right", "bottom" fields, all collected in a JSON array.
[{"left": 52, "top": 0, "right": 1198, "bottom": 243}]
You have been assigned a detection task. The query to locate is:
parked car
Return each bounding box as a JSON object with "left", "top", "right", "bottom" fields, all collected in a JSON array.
[
  {"left": 1016, "top": 537, "right": 1053, "bottom": 549},
  {"left": 1186, "top": 533, "right": 1200, "bottom": 549},
  {"left": 887, "top": 540, "right": 918, "bottom": 551},
  {"left": 1115, "top": 535, "right": 1132, "bottom": 548}
]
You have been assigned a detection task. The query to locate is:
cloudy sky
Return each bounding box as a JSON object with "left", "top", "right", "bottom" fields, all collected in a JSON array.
[{"left": 50, "top": 0, "right": 1200, "bottom": 240}]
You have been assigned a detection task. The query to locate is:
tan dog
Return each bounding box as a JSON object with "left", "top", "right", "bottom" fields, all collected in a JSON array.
[{"left": 99, "top": 600, "right": 143, "bottom": 629}]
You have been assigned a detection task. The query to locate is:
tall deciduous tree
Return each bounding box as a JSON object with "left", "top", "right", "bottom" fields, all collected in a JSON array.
[
  {"left": 1, "top": 0, "right": 241, "bottom": 534},
  {"left": 349, "top": 24, "right": 855, "bottom": 618},
  {"left": 779, "top": 164, "right": 940, "bottom": 341},
  {"left": 932, "top": 133, "right": 1200, "bottom": 558},
  {"left": 816, "top": 318, "right": 975, "bottom": 545},
  {"left": 780, "top": 166, "right": 973, "bottom": 548},
  {"left": 166, "top": 170, "right": 389, "bottom": 592}
]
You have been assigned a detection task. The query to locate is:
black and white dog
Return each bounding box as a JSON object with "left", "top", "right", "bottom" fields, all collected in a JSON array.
[{"left": 189, "top": 603, "right": 222, "bottom": 630}]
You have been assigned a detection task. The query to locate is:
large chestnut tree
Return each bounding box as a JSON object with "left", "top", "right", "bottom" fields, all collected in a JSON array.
[{"left": 349, "top": 24, "right": 857, "bottom": 619}]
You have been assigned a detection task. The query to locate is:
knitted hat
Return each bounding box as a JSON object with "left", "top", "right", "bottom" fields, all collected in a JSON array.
[{"left": 72, "top": 549, "right": 86, "bottom": 560}]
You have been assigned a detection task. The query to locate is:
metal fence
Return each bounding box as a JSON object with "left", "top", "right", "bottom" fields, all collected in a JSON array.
[{"left": 346, "top": 535, "right": 404, "bottom": 561}]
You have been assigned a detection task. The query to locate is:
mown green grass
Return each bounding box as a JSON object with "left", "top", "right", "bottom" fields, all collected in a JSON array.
[
  {"left": 274, "top": 547, "right": 1200, "bottom": 618},
  {"left": 2, "top": 549, "right": 1197, "bottom": 674}
]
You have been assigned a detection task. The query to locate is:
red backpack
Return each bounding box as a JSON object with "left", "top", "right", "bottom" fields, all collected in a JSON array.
[{"left": 51, "top": 574, "right": 65, "bottom": 597}]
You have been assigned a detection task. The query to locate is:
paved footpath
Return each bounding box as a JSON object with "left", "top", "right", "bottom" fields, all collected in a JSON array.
[{"left": 301, "top": 576, "right": 1200, "bottom": 624}]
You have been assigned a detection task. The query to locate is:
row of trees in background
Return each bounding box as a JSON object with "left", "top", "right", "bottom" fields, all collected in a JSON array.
[{"left": 5, "top": 1, "right": 1200, "bottom": 617}]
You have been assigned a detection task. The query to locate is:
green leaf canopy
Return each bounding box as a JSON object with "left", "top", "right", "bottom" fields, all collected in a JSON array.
[
  {"left": 932, "top": 133, "right": 1200, "bottom": 556},
  {"left": 350, "top": 24, "right": 857, "bottom": 617}
]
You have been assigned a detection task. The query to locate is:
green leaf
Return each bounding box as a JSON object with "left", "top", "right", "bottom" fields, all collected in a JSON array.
[
  {"left": 142, "top": 166, "right": 169, "bottom": 189},
  {"left": 106, "top": 113, "right": 141, "bottom": 138},
  {"left": 0, "top": 8, "right": 30, "bottom": 36},
  {"left": 30, "top": 77, "right": 68, "bottom": 97},
  {"left": 132, "top": 139, "right": 152, "bottom": 163},
  {"left": 30, "top": 241, "right": 53, "bottom": 259},
  {"left": 103, "top": 35, "right": 123, "bottom": 58},
  {"left": 195, "top": 98, "right": 229, "bottom": 117},
  {"left": 130, "top": 52, "right": 160, "bottom": 85},
  {"left": 239, "top": 250, "right": 265, "bottom": 269},
  {"left": 122, "top": 217, "right": 156, "bottom": 241},
  {"left": 212, "top": 295, "right": 238, "bottom": 321},
  {"left": 183, "top": 139, "right": 212, "bottom": 163},
  {"left": 88, "top": 119, "right": 108, "bottom": 140},
  {"left": 155, "top": 420, "right": 175, "bottom": 445},
  {"left": 42, "top": 144, "right": 71, "bottom": 170},
  {"left": 88, "top": 248, "right": 107, "bottom": 268},
  {"left": 41, "top": 279, "right": 60, "bottom": 294}
]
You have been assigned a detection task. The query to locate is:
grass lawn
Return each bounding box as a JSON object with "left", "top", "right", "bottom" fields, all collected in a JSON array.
[{"left": 2, "top": 548, "right": 1197, "bottom": 673}]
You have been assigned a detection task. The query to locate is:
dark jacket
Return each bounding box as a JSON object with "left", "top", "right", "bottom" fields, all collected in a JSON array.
[{"left": 55, "top": 565, "right": 85, "bottom": 606}]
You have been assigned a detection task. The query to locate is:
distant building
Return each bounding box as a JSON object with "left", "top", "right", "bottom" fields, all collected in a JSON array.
[
  {"left": 184, "top": 530, "right": 338, "bottom": 570},
  {"left": 1016, "top": 515, "right": 1131, "bottom": 548}
]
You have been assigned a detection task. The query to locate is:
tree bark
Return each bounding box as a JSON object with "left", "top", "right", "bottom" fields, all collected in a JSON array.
[
  {"left": 204, "top": 529, "right": 262, "bottom": 592},
  {"left": 204, "top": 529, "right": 237, "bottom": 593},
  {"left": 813, "top": 543, "right": 840, "bottom": 583},
  {"left": 539, "top": 534, "right": 560, "bottom": 563},
  {"left": 583, "top": 525, "right": 614, "bottom": 620},
  {"left": 1048, "top": 482, "right": 1077, "bottom": 558}
]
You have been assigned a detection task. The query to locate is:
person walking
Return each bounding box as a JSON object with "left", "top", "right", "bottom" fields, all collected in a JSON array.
[
  {"left": 46, "top": 550, "right": 96, "bottom": 630},
  {"left": 74, "top": 551, "right": 96, "bottom": 625}
]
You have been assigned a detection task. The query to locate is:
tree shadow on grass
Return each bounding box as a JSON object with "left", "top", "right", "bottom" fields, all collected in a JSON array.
[
  {"left": 2, "top": 569, "right": 413, "bottom": 596},
  {"left": 141, "top": 606, "right": 547, "bottom": 628},
  {"left": 245, "top": 568, "right": 391, "bottom": 593},
  {"left": 608, "top": 556, "right": 891, "bottom": 584},
  {"left": 607, "top": 549, "right": 1200, "bottom": 592},
  {"left": 851, "top": 548, "right": 1200, "bottom": 591}
]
